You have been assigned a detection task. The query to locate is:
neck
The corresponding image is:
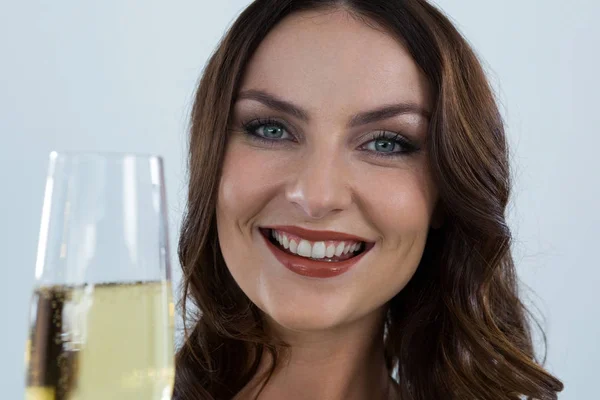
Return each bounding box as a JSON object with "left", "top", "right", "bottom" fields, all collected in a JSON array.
[{"left": 236, "top": 307, "right": 397, "bottom": 400}]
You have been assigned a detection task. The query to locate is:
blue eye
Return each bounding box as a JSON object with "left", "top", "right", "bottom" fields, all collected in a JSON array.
[
  {"left": 261, "top": 125, "right": 286, "bottom": 138},
  {"left": 243, "top": 118, "right": 293, "bottom": 141},
  {"left": 365, "top": 138, "right": 400, "bottom": 153},
  {"left": 361, "top": 132, "right": 418, "bottom": 157}
]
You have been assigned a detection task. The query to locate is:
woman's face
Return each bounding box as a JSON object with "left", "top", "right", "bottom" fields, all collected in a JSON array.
[{"left": 217, "top": 9, "right": 438, "bottom": 333}]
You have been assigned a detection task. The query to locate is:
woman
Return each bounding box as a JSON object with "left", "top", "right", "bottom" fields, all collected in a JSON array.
[{"left": 174, "top": 0, "right": 564, "bottom": 399}]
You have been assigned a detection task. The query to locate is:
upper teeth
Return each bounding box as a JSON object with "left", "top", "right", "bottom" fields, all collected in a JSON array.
[{"left": 271, "top": 229, "right": 363, "bottom": 259}]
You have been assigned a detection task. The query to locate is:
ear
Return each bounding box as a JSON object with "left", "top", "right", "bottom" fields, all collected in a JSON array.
[{"left": 430, "top": 202, "right": 445, "bottom": 230}]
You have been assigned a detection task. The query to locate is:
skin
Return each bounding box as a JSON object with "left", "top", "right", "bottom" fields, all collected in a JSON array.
[{"left": 216, "top": 8, "right": 439, "bottom": 400}]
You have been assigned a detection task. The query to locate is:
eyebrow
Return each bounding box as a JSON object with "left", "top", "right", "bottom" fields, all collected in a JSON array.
[{"left": 236, "top": 89, "right": 430, "bottom": 127}]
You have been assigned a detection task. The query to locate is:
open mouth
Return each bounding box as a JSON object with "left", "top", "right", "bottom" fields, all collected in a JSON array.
[{"left": 260, "top": 228, "right": 370, "bottom": 263}]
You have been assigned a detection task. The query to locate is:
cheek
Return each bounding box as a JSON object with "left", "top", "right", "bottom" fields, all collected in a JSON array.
[
  {"left": 353, "top": 162, "right": 437, "bottom": 293},
  {"left": 216, "top": 141, "right": 276, "bottom": 305},
  {"left": 357, "top": 162, "right": 437, "bottom": 245},
  {"left": 217, "top": 139, "right": 284, "bottom": 224}
]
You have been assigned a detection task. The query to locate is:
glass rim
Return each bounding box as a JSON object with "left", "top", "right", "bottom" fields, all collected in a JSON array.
[{"left": 49, "top": 151, "right": 164, "bottom": 162}]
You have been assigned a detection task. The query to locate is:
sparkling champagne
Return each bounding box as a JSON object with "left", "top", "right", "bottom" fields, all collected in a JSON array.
[{"left": 25, "top": 281, "right": 174, "bottom": 400}]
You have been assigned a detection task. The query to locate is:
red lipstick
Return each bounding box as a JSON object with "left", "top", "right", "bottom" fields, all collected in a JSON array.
[
  {"left": 260, "top": 227, "right": 373, "bottom": 278},
  {"left": 268, "top": 225, "right": 369, "bottom": 242}
]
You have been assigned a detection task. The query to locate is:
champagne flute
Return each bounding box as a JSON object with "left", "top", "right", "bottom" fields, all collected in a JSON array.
[{"left": 24, "top": 152, "right": 175, "bottom": 400}]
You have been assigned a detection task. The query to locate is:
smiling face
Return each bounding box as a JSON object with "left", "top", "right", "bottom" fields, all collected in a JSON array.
[{"left": 216, "top": 9, "right": 438, "bottom": 333}]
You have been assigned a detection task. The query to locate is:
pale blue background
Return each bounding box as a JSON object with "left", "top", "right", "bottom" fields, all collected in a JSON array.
[{"left": 1, "top": 1, "right": 598, "bottom": 398}]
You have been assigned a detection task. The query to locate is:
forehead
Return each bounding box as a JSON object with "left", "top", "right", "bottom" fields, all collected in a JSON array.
[{"left": 239, "top": 9, "right": 432, "bottom": 113}]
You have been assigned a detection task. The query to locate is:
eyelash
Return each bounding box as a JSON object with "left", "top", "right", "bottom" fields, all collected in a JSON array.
[{"left": 241, "top": 117, "right": 420, "bottom": 158}]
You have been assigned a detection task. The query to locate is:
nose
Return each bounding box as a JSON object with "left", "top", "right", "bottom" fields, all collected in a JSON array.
[{"left": 285, "top": 147, "right": 353, "bottom": 220}]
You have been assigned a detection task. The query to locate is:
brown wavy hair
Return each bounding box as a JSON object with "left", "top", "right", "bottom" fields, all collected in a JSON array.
[{"left": 174, "top": 0, "right": 564, "bottom": 399}]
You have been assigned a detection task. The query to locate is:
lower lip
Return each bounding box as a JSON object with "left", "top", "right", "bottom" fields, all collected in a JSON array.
[{"left": 261, "top": 230, "right": 370, "bottom": 278}]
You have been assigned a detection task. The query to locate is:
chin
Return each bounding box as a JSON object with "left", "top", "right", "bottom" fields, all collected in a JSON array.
[{"left": 258, "top": 295, "right": 360, "bottom": 334}]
